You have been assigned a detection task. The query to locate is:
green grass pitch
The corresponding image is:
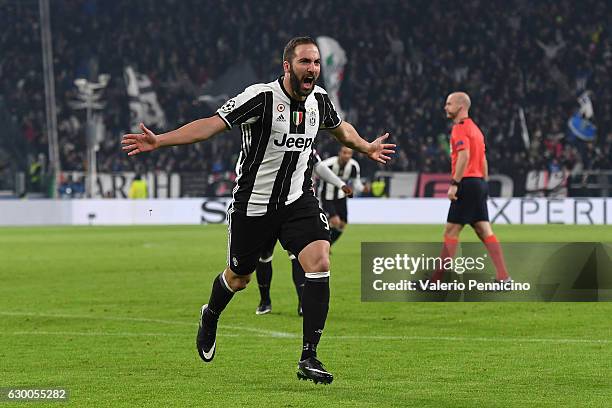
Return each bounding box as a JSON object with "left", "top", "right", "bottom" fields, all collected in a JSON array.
[{"left": 1, "top": 225, "right": 611, "bottom": 407}]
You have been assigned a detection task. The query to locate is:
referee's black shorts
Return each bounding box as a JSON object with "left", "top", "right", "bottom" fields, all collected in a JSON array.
[
  {"left": 321, "top": 197, "right": 348, "bottom": 223},
  {"left": 226, "top": 194, "right": 331, "bottom": 275},
  {"left": 447, "top": 177, "right": 489, "bottom": 226}
]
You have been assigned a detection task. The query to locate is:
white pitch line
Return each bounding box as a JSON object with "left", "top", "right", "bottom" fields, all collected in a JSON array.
[
  {"left": 9, "top": 331, "right": 203, "bottom": 338},
  {"left": 0, "top": 311, "right": 296, "bottom": 338},
  {"left": 325, "top": 335, "right": 612, "bottom": 345},
  {"left": 4, "top": 331, "right": 611, "bottom": 345},
  {"left": 1, "top": 311, "right": 610, "bottom": 344}
]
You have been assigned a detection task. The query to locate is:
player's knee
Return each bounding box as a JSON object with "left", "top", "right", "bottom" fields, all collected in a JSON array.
[
  {"left": 477, "top": 231, "right": 493, "bottom": 242},
  {"left": 229, "top": 275, "right": 250, "bottom": 291},
  {"left": 299, "top": 240, "right": 331, "bottom": 273},
  {"left": 330, "top": 216, "right": 341, "bottom": 227},
  {"left": 224, "top": 269, "right": 251, "bottom": 291},
  {"left": 474, "top": 229, "right": 486, "bottom": 240},
  {"left": 299, "top": 253, "right": 330, "bottom": 273},
  {"left": 312, "top": 255, "right": 330, "bottom": 273},
  {"left": 259, "top": 253, "right": 273, "bottom": 263},
  {"left": 259, "top": 248, "right": 274, "bottom": 263},
  {"left": 444, "top": 223, "right": 462, "bottom": 237},
  {"left": 473, "top": 222, "right": 493, "bottom": 240}
]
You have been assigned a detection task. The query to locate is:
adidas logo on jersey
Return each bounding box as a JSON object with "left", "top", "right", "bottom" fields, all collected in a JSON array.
[{"left": 276, "top": 114, "right": 286, "bottom": 122}]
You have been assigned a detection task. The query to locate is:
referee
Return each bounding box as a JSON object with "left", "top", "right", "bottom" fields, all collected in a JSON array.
[
  {"left": 430, "top": 92, "right": 511, "bottom": 284},
  {"left": 319, "top": 146, "right": 364, "bottom": 245}
]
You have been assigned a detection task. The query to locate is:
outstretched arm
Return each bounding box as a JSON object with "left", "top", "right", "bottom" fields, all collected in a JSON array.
[
  {"left": 328, "top": 121, "right": 395, "bottom": 164},
  {"left": 121, "top": 115, "right": 227, "bottom": 156}
]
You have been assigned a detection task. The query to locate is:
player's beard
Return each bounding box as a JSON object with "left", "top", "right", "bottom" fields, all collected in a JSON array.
[{"left": 289, "top": 66, "right": 317, "bottom": 98}]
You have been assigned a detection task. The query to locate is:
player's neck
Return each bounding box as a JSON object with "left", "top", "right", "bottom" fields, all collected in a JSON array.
[{"left": 453, "top": 115, "right": 469, "bottom": 124}]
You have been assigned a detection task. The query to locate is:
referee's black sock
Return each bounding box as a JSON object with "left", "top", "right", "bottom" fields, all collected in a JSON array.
[
  {"left": 207, "top": 272, "right": 234, "bottom": 319},
  {"left": 330, "top": 228, "right": 343, "bottom": 245},
  {"left": 256, "top": 260, "right": 272, "bottom": 303},
  {"left": 291, "top": 258, "right": 305, "bottom": 300},
  {"left": 301, "top": 274, "right": 329, "bottom": 361}
]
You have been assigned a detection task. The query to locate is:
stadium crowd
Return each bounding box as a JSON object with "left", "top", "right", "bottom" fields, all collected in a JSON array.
[{"left": 1, "top": 0, "right": 611, "bottom": 194}]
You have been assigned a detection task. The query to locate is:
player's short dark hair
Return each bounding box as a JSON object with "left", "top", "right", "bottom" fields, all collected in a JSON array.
[{"left": 283, "top": 36, "right": 318, "bottom": 63}]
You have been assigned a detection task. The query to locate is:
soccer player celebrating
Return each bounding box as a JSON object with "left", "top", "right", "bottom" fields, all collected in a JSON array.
[
  {"left": 429, "top": 92, "right": 511, "bottom": 285},
  {"left": 319, "top": 146, "right": 364, "bottom": 245},
  {"left": 121, "top": 37, "right": 395, "bottom": 384}
]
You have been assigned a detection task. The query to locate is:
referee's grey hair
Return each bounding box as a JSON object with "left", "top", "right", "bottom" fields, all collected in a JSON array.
[{"left": 283, "top": 36, "right": 318, "bottom": 63}]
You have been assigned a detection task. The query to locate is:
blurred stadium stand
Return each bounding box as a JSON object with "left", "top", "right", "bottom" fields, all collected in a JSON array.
[{"left": 0, "top": 0, "right": 610, "bottom": 198}]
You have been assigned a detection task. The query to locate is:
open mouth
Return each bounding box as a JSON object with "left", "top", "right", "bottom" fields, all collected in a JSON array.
[{"left": 302, "top": 77, "right": 314, "bottom": 89}]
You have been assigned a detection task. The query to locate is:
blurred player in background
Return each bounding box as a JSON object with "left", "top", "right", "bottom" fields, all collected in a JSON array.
[
  {"left": 121, "top": 36, "right": 395, "bottom": 384},
  {"left": 254, "top": 149, "right": 353, "bottom": 316},
  {"left": 429, "top": 92, "right": 511, "bottom": 285},
  {"left": 319, "top": 146, "right": 364, "bottom": 245}
]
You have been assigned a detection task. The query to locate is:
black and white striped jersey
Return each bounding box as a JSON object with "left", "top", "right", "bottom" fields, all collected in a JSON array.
[
  {"left": 311, "top": 150, "right": 346, "bottom": 192},
  {"left": 218, "top": 77, "right": 341, "bottom": 216},
  {"left": 318, "top": 156, "right": 363, "bottom": 200}
]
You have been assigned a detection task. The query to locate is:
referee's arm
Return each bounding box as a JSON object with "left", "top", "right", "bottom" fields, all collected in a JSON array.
[
  {"left": 483, "top": 156, "right": 489, "bottom": 181},
  {"left": 449, "top": 149, "right": 469, "bottom": 201},
  {"left": 453, "top": 149, "right": 469, "bottom": 182}
]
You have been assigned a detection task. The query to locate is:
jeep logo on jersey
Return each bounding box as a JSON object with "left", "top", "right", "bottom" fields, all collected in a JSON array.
[
  {"left": 292, "top": 111, "right": 304, "bottom": 126},
  {"left": 272, "top": 133, "right": 314, "bottom": 151}
]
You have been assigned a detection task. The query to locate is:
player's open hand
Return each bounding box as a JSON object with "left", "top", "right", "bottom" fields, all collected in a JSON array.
[
  {"left": 121, "top": 123, "right": 159, "bottom": 156},
  {"left": 367, "top": 133, "right": 395, "bottom": 164},
  {"left": 341, "top": 185, "right": 354, "bottom": 198}
]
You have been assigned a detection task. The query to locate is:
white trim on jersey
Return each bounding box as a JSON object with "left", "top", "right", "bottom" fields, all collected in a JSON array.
[{"left": 226, "top": 206, "right": 234, "bottom": 267}]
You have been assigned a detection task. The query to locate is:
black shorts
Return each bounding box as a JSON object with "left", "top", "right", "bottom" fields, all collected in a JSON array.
[
  {"left": 447, "top": 177, "right": 489, "bottom": 226},
  {"left": 227, "top": 194, "right": 331, "bottom": 275},
  {"left": 257, "top": 240, "right": 295, "bottom": 262},
  {"left": 321, "top": 198, "right": 348, "bottom": 223},
  {"left": 259, "top": 237, "right": 277, "bottom": 263}
]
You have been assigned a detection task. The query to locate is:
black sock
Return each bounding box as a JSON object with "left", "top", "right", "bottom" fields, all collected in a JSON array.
[
  {"left": 301, "top": 276, "right": 330, "bottom": 360},
  {"left": 330, "top": 228, "right": 343, "bottom": 245},
  {"left": 207, "top": 272, "right": 234, "bottom": 319},
  {"left": 256, "top": 260, "right": 272, "bottom": 303},
  {"left": 291, "top": 258, "right": 305, "bottom": 301}
]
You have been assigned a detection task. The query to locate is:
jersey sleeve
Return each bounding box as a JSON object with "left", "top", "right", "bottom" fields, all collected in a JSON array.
[
  {"left": 216, "top": 85, "right": 265, "bottom": 129},
  {"left": 315, "top": 91, "right": 342, "bottom": 129},
  {"left": 311, "top": 150, "right": 322, "bottom": 165},
  {"left": 451, "top": 124, "right": 470, "bottom": 152},
  {"left": 314, "top": 161, "right": 345, "bottom": 189}
]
